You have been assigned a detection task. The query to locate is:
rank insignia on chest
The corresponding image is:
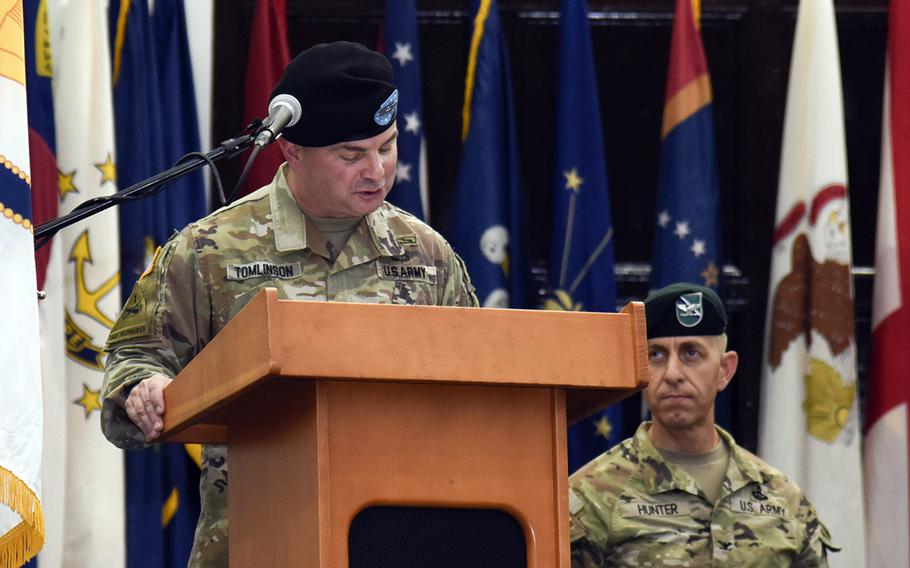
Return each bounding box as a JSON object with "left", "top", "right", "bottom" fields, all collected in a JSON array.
[
  {"left": 226, "top": 261, "right": 302, "bottom": 281},
  {"left": 376, "top": 261, "right": 438, "bottom": 284}
]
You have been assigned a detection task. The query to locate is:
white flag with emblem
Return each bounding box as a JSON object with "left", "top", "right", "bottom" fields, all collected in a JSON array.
[
  {"left": 0, "top": 1, "right": 45, "bottom": 564},
  {"left": 45, "top": 0, "right": 125, "bottom": 565},
  {"left": 757, "top": 0, "right": 866, "bottom": 564}
]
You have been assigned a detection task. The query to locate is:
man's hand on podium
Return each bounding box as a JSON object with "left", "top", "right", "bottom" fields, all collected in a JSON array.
[{"left": 125, "top": 374, "right": 173, "bottom": 442}]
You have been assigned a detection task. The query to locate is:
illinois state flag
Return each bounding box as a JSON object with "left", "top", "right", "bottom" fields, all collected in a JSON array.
[
  {"left": 546, "top": 0, "right": 621, "bottom": 472},
  {"left": 757, "top": 0, "right": 865, "bottom": 563},
  {"left": 48, "top": 0, "right": 125, "bottom": 565},
  {"left": 383, "top": 0, "right": 428, "bottom": 220},
  {"left": 865, "top": 0, "right": 910, "bottom": 564},
  {"left": 450, "top": 0, "right": 527, "bottom": 309},
  {"left": 0, "top": 2, "right": 45, "bottom": 564}
]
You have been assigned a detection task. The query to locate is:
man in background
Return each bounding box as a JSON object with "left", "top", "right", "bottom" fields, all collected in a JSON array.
[{"left": 569, "top": 283, "right": 836, "bottom": 566}]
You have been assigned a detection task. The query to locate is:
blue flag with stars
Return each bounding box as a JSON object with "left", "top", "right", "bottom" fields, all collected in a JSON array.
[
  {"left": 109, "top": 1, "right": 204, "bottom": 566},
  {"left": 450, "top": 0, "right": 528, "bottom": 309},
  {"left": 650, "top": 0, "right": 731, "bottom": 428},
  {"left": 547, "top": 0, "right": 623, "bottom": 472},
  {"left": 383, "top": 0, "right": 427, "bottom": 221}
]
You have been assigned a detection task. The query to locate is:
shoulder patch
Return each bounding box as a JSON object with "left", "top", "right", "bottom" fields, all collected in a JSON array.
[{"left": 107, "top": 287, "right": 150, "bottom": 344}]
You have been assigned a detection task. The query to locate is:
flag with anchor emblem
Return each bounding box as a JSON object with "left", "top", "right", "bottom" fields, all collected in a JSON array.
[
  {"left": 546, "top": 0, "right": 622, "bottom": 472},
  {"left": 47, "top": 0, "right": 125, "bottom": 564}
]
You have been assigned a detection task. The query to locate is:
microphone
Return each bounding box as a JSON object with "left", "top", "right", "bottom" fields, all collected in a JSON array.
[{"left": 254, "top": 94, "right": 302, "bottom": 148}]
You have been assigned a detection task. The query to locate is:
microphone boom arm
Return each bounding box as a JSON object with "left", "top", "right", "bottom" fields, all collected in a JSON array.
[{"left": 33, "top": 134, "right": 255, "bottom": 250}]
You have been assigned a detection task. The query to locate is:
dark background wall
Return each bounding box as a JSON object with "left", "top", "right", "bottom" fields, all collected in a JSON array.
[{"left": 211, "top": 0, "right": 888, "bottom": 451}]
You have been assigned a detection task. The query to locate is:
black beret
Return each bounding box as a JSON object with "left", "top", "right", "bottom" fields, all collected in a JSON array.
[
  {"left": 644, "top": 283, "right": 727, "bottom": 339},
  {"left": 271, "top": 41, "right": 398, "bottom": 147}
]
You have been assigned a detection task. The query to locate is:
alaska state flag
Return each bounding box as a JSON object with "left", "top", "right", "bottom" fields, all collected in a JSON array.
[
  {"left": 109, "top": 1, "right": 204, "bottom": 566},
  {"left": 450, "top": 0, "right": 527, "bottom": 309},
  {"left": 546, "top": 0, "right": 623, "bottom": 472},
  {"left": 383, "top": 0, "right": 428, "bottom": 220},
  {"left": 650, "top": 0, "right": 731, "bottom": 429}
]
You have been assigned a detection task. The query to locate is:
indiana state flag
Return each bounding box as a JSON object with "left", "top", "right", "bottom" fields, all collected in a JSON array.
[
  {"left": 650, "top": 0, "right": 722, "bottom": 292},
  {"left": 109, "top": 1, "right": 204, "bottom": 566},
  {"left": 546, "top": 0, "right": 622, "bottom": 472},
  {"left": 450, "top": 0, "right": 527, "bottom": 308},
  {"left": 383, "top": 0, "right": 428, "bottom": 220}
]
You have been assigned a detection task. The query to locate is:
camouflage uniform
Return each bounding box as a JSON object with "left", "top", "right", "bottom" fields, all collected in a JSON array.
[
  {"left": 569, "top": 422, "right": 836, "bottom": 567},
  {"left": 100, "top": 165, "right": 478, "bottom": 567}
]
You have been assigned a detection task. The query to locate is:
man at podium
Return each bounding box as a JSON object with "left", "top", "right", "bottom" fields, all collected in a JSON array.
[
  {"left": 568, "top": 283, "right": 835, "bottom": 566},
  {"left": 99, "top": 42, "right": 478, "bottom": 567}
]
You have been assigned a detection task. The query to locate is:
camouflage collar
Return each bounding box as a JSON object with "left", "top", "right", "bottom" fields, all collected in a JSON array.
[
  {"left": 270, "top": 164, "right": 404, "bottom": 258},
  {"left": 634, "top": 422, "right": 763, "bottom": 497}
]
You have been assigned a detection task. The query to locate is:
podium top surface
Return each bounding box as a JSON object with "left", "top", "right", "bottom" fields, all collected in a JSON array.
[{"left": 162, "top": 288, "right": 648, "bottom": 442}]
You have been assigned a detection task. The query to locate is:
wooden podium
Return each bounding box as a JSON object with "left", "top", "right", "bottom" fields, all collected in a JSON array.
[{"left": 161, "top": 288, "right": 648, "bottom": 567}]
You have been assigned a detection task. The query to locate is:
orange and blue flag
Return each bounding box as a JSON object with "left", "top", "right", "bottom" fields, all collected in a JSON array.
[
  {"left": 650, "top": 0, "right": 722, "bottom": 292},
  {"left": 650, "top": 0, "right": 730, "bottom": 429},
  {"left": 547, "top": 0, "right": 623, "bottom": 471},
  {"left": 450, "top": 0, "right": 527, "bottom": 308}
]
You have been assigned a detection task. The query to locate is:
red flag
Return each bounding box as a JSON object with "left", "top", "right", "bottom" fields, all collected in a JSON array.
[
  {"left": 865, "top": 0, "right": 910, "bottom": 563},
  {"left": 238, "top": 0, "right": 289, "bottom": 197}
]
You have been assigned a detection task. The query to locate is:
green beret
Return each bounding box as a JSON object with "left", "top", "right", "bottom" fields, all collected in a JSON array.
[
  {"left": 271, "top": 41, "right": 398, "bottom": 147},
  {"left": 644, "top": 283, "right": 727, "bottom": 339}
]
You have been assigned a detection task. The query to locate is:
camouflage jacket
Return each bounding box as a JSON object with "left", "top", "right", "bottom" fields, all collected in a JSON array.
[
  {"left": 569, "top": 422, "right": 836, "bottom": 567},
  {"left": 100, "top": 165, "right": 478, "bottom": 568}
]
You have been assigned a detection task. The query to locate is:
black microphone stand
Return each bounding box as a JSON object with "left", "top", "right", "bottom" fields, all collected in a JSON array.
[{"left": 33, "top": 133, "right": 256, "bottom": 251}]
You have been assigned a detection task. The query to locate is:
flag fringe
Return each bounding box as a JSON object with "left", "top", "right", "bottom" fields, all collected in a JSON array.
[{"left": 0, "top": 465, "right": 44, "bottom": 568}]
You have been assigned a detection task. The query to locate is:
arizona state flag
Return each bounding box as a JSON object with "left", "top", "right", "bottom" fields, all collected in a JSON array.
[
  {"left": 865, "top": 0, "right": 910, "bottom": 564},
  {"left": 757, "top": 0, "right": 865, "bottom": 563},
  {"left": 237, "top": 0, "right": 289, "bottom": 198},
  {"left": 546, "top": 0, "right": 622, "bottom": 472},
  {"left": 0, "top": 1, "right": 45, "bottom": 564},
  {"left": 650, "top": 0, "right": 730, "bottom": 429},
  {"left": 383, "top": 0, "right": 428, "bottom": 220},
  {"left": 450, "top": 0, "right": 527, "bottom": 309}
]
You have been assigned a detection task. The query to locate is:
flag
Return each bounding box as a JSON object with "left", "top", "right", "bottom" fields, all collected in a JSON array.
[
  {"left": 757, "top": 0, "right": 866, "bottom": 563},
  {"left": 237, "top": 0, "right": 289, "bottom": 198},
  {"left": 0, "top": 1, "right": 45, "bottom": 564},
  {"left": 183, "top": 0, "right": 214, "bottom": 204},
  {"left": 109, "top": 0, "right": 204, "bottom": 565},
  {"left": 865, "top": 0, "right": 910, "bottom": 564},
  {"left": 48, "top": 0, "right": 125, "bottom": 564},
  {"left": 22, "top": 1, "right": 65, "bottom": 565},
  {"left": 382, "top": 0, "right": 428, "bottom": 220},
  {"left": 650, "top": 0, "right": 730, "bottom": 429},
  {"left": 545, "top": 0, "right": 621, "bottom": 472},
  {"left": 449, "top": 0, "right": 527, "bottom": 309}
]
